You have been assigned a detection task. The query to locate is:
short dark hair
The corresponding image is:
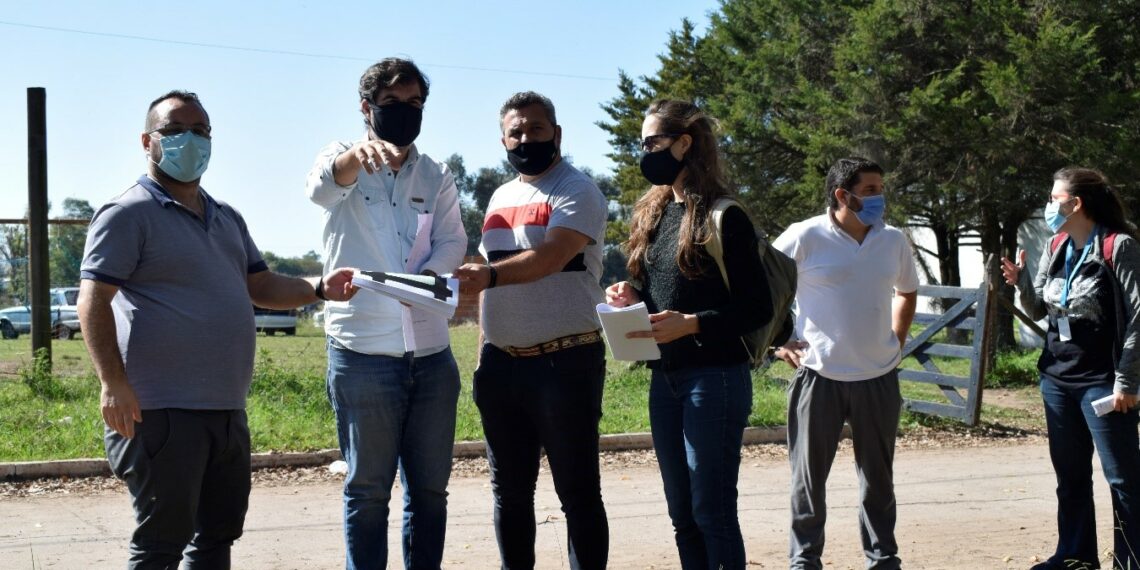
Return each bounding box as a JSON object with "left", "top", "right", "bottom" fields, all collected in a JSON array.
[
  {"left": 825, "top": 157, "right": 884, "bottom": 209},
  {"left": 145, "top": 90, "right": 204, "bottom": 131},
  {"left": 358, "top": 58, "right": 430, "bottom": 103},
  {"left": 499, "top": 91, "right": 557, "bottom": 130}
]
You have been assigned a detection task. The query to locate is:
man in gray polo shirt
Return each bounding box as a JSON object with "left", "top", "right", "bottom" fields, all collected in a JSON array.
[
  {"left": 78, "top": 90, "right": 358, "bottom": 569},
  {"left": 455, "top": 91, "right": 610, "bottom": 570}
]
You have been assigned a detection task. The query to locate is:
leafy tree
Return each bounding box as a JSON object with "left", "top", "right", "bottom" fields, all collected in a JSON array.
[
  {"left": 599, "top": 0, "right": 1140, "bottom": 347},
  {"left": 48, "top": 198, "right": 94, "bottom": 287},
  {"left": 1, "top": 223, "right": 28, "bottom": 304},
  {"left": 446, "top": 153, "right": 515, "bottom": 256},
  {"left": 263, "top": 250, "right": 323, "bottom": 276}
]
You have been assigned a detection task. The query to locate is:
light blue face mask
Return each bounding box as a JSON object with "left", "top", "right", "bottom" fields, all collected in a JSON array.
[
  {"left": 151, "top": 131, "right": 211, "bottom": 182},
  {"left": 848, "top": 192, "right": 886, "bottom": 226},
  {"left": 1044, "top": 198, "right": 1073, "bottom": 233}
]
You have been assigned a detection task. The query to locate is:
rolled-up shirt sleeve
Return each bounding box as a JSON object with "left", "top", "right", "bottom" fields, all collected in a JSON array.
[{"left": 306, "top": 141, "right": 357, "bottom": 209}]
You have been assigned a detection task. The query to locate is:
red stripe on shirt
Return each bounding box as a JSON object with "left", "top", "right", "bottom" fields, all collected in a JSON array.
[{"left": 483, "top": 202, "right": 552, "bottom": 232}]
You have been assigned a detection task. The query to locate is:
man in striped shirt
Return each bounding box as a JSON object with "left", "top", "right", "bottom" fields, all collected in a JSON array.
[{"left": 455, "top": 91, "right": 610, "bottom": 570}]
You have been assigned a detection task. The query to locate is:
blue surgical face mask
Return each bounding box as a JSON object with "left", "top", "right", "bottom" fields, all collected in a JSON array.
[
  {"left": 846, "top": 192, "right": 886, "bottom": 226},
  {"left": 1044, "top": 198, "right": 1073, "bottom": 233},
  {"left": 151, "top": 131, "right": 211, "bottom": 182}
]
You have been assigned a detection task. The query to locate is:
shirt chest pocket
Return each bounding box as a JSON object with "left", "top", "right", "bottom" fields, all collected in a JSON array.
[{"left": 404, "top": 194, "right": 435, "bottom": 241}]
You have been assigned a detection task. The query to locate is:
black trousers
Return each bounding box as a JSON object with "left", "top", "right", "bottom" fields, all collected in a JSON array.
[
  {"left": 105, "top": 408, "right": 251, "bottom": 570},
  {"left": 473, "top": 341, "right": 609, "bottom": 570}
]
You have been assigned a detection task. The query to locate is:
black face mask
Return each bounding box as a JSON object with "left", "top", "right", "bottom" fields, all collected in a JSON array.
[
  {"left": 367, "top": 102, "right": 423, "bottom": 147},
  {"left": 506, "top": 139, "right": 558, "bottom": 176},
  {"left": 639, "top": 148, "right": 685, "bottom": 186}
]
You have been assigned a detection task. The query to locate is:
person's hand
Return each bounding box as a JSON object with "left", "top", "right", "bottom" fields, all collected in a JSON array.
[
  {"left": 774, "top": 339, "right": 810, "bottom": 369},
  {"left": 348, "top": 140, "right": 399, "bottom": 175},
  {"left": 1113, "top": 391, "right": 1140, "bottom": 413},
  {"left": 101, "top": 380, "right": 141, "bottom": 438},
  {"left": 626, "top": 311, "right": 698, "bottom": 344},
  {"left": 605, "top": 281, "right": 639, "bottom": 307},
  {"left": 1000, "top": 250, "right": 1027, "bottom": 286},
  {"left": 455, "top": 263, "right": 491, "bottom": 294},
  {"left": 321, "top": 268, "right": 360, "bottom": 302}
]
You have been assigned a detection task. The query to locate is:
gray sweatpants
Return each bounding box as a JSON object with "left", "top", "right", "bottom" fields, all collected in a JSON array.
[
  {"left": 105, "top": 408, "right": 251, "bottom": 570},
  {"left": 787, "top": 367, "right": 902, "bottom": 570}
]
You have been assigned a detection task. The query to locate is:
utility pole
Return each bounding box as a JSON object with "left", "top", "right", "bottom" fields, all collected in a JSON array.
[{"left": 27, "top": 87, "right": 51, "bottom": 366}]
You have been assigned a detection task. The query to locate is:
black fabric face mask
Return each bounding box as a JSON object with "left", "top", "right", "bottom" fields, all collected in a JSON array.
[
  {"left": 367, "top": 101, "right": 423, "bottom": 147},
  {"left": 506, "top": 139, "right": 558, "bottom": 176},
  {"left": 639, "top": 148, "right": 685, "bottom": 186}
]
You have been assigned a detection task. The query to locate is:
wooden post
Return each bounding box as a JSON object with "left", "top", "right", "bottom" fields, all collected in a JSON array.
[{"left": 27, "top": 87, "right": 51, "bottom": 366}]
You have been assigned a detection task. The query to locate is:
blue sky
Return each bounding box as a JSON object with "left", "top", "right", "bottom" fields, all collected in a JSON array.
[{"left": 0, "top": 1, "right": 717, "bottom": 257}]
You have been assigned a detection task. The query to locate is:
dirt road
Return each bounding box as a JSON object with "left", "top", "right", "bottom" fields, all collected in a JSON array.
[{"left": 0, "top": 439, "right": 1112, "bottom": 569}]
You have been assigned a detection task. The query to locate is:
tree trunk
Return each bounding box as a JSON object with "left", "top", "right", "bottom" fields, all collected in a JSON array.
[
  {"left": 980, "top": 208, "right": 1018, "bottom": 353},
  {"left": 932, "top": 223, "right": 968, "bottom": 344}
]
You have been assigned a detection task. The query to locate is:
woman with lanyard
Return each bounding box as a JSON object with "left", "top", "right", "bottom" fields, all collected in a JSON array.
[
  {"left": 605, "top": 99, "right": 772, "bottom": 570},
  {"left": 1002, "top": 167, "right": 1140, "bottom": 569}
]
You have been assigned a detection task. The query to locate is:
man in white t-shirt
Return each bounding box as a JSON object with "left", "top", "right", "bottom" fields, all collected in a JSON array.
[{"left": 772, "top": 157, "right": 919, "bottom": 570}]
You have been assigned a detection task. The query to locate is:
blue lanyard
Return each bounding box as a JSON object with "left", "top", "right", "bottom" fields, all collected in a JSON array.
[{"left": 1060, "top": 227, "right": 1097, "bottom": 308}]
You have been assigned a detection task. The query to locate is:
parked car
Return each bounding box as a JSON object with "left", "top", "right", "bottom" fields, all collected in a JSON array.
[
  {"left": 50, "top": 287, "right": 81, "bottom": 339},
  {"left": 50, "top": 287, "right": 79, "bottom": 307},
  {"left": 0, "top": 304, "right": 79, "bottom": 340},
  {"left": 253, "top": 306, "right": 297, "bottom": 336}
]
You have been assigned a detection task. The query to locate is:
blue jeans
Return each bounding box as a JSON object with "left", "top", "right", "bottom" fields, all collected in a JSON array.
[
  {"left": 1040, "top": 376, "right": 1140, "bottom": 569},
  {"left": 473, "top": 341, "right": 609, "bottom": 570},
  {"left": 326, "top": 339, "right": 461, "bottom": 570},
  {"left": 649, "top": 364, "right": 752, "bottom": 570}
]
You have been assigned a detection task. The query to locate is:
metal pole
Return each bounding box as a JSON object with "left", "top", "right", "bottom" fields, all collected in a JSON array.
[{"left": 27, "top": 87, "right": 51, "bottom": 366}]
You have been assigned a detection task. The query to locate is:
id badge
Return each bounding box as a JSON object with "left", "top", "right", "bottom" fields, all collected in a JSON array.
[{"left": 1058, "top": 316, "right": 1072, "bottom": 342}]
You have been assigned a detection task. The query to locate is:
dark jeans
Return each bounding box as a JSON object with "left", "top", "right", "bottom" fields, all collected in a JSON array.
[
  {"left": 787, "top": 367, "right": 902, "bottom": 570},
  {"left": 326, "top": 341, "right": 461, "bottom": 570},
  {"left": 1040, "top": 376, "right": 1140, "bottom": 569},
  {"left": 105, "top": 408, "right": 251, "bottom": 570},
  {"left": 649, "top": 363, "right": 752, "bottom": 570},
  {"left": 473, "top": 341, "right": 609, "bottom": 570}
]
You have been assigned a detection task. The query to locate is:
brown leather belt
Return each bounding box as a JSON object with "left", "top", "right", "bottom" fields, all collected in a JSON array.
[{"left": 500, "top": 330, "right": 602, "bottom": 358}]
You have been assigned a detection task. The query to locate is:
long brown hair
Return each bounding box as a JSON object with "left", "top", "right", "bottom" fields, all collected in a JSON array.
[
  {"left": 625, "top": 100, "right": 730, "bottom": 280},
  {"left": 1054, "top": 167, "right": 1137, "bottom": 239}
]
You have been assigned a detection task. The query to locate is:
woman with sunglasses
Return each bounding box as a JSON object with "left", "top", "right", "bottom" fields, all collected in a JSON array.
[
  {"left": 1002, "top": 167, "right": 1140, "bottom": 569},
  {"left": 605, "top": 100, "right": 772, "bottom": 569}
]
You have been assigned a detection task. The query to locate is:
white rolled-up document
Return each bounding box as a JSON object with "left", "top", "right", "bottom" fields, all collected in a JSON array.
[{"left": 595, "top": 302, "right": 661, "bottom": 361}]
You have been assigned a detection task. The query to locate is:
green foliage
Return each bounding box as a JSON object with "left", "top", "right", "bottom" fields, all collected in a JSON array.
[
  {"left": 48, "top": 198, "right": 94, "bottom": 288},
  {"left": 262, "top": 250, "right": 323, "bottom": 277},
  {"left": 598, "top": 0, "right": 1140, "bottom": 304},
  {"left": 1, "top": 222, "right": 28, "bottom": 304},
  {"left": 445, "top": 153, "right": 515, "bottom": 256},
  {"left": 19, "top": 347, "right": 66, "bottom": 399},
  {"left": 0, "top": 326, "right": 1047, "bottom": 461},
  {"left": 987, "top": 349, "right": 1040, "bottom": 389}
]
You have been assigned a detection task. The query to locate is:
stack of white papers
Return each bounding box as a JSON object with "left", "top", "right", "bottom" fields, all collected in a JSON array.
[
  {"left": 352, "top": 271, "right": 459, "bottom": 319},
  {"left": 596, "top": 302, "right": 661, "bottom": 361}
]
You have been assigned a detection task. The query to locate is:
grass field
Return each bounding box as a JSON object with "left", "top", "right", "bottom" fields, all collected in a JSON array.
[{"left": 0, "top": 321, "right": 1042, "bottom": 462}]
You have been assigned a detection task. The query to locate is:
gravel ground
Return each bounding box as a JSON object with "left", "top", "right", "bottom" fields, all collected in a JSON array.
[{"left": 0, "top": 422, "right": 1045, "bottom": 500}]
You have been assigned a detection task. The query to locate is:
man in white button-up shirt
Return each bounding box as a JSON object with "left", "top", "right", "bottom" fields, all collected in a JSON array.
[
  {"left": 305, "top": 58, "right": 467, "bottom": 570},
  {"left": 772, "top": 157, "right": 918, "bottom": 570}
]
